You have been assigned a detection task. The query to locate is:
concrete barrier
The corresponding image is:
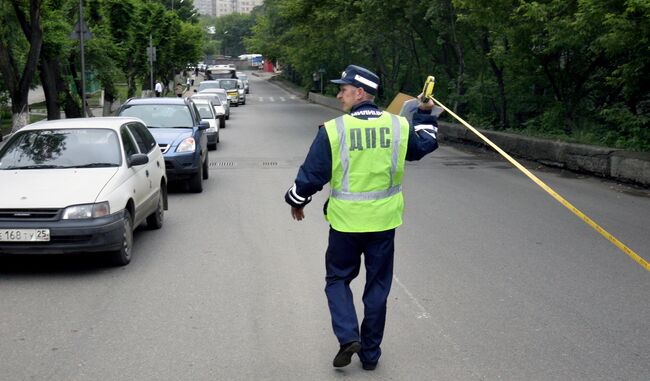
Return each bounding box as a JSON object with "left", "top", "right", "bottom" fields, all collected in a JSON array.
[
  {"left": 308, "top": 92, "right": 340, "bottom": 110},
  {"left": 303, "top": 91, "right": 650, "bottom": 187}
]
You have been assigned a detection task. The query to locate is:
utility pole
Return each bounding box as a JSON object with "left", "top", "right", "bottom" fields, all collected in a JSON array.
[
  {"left": 79, "top": 0, "right": 87, "bottom": 117},
  {"left": 70, "top": 0, "right": 92, "bottom": 115},
  {"left": 149, "top": 34, "right": 154, "bottom": 95}
]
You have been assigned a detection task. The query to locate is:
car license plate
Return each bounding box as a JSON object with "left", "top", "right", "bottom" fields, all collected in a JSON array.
[{"left": 0, "top": 229, "right": 50, "bottom": 242}]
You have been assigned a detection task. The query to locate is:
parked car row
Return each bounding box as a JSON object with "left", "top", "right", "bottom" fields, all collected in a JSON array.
[{"left": 0, "top": 72, "right": 254, "bottom": 266}]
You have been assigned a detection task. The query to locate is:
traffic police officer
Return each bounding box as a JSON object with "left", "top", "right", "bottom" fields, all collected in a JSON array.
[{"left": 285, "top": 65, "right": 439, "bottom": 370}]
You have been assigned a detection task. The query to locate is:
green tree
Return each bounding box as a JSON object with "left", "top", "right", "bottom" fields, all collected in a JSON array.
[{"left": 0, "top": 0, "right": 44, "bottom": 131}]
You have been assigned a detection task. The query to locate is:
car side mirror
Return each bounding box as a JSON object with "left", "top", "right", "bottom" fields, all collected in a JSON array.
[
  {"left": 129, "top": 153, "right": 149, "bottom": 167},
  {"left": 198, "top": 121, "right": 210, "bottom": 130}
]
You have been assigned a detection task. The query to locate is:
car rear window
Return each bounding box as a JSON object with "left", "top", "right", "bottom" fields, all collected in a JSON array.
[
  {"left": 218, "top": 80, "right": 238, "bottom": 90},
  {"left": 198, "top": 82, "right": 220, "bottom": 92},
  {"left": 195, "top": 104, "right": 215, "bottom": 119}
]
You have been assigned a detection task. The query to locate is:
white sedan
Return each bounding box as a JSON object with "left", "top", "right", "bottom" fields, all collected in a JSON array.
[{"left": 0, "top": 117, "right": 168, "bottom": 266}]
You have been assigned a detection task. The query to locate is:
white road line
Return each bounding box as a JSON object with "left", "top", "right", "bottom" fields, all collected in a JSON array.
[
  {"left": 280, "top": 97, "right": 286, "bottom": 102},
  {"left": 393, "top": 275, "right": 470, "bottom": 364},
  {"left": 393, "top": 276, "right": 430, "bottom": 319},
  {"left": 258, "top": 97, "right": 263, "bottom": 102},
  {"left": 269, "top": 97, "right": 275, "bottom": 102},
  {"left": 290, "top": 95, "right": 296, "bottom": 100}
]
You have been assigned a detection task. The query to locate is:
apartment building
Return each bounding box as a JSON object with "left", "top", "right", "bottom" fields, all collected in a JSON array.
[{"left": 194, "top": 0, "right": 264, "bottom": 17}]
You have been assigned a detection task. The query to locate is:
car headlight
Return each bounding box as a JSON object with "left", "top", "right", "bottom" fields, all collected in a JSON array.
[
  {"left": 176, "top": 137, "right": 196, "bottom": 153},
  {"left": 62, "top": 202, "right": 110, "bottom": 219}
]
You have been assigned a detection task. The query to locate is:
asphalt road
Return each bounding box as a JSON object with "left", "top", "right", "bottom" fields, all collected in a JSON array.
[{"left": 1, "top": 73, "right": 649, "bottom": 380}]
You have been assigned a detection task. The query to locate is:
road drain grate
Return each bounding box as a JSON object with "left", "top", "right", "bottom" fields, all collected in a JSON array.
[
  {"left": 208, "top": 159, "right": 301, "bottom": 169},
  {"left": 210, "top": 161, "right": 237, "bottom": 168}
]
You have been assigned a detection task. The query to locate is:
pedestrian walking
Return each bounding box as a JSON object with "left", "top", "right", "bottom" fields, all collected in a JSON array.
[
  {"left": 284, "top": 65, "right": 439, "bottom": 371},
  {"left": 154, "top": 81, "right": 163, "bottom": 97}
]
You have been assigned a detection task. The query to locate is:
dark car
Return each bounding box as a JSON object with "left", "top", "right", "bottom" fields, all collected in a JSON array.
[{"left": 117, "top": 98, "right": 209, "bottom": 193}]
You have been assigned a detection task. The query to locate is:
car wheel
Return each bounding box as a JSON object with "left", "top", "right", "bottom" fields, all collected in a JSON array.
[
  {"left": 202, "top": 154, "right": 209, "bottom": 180},
  {"left": 219, "top": 117, "right": 225, "bottom": 129},
  {"left": 146, "top": 189, "right": 164, "bottom": 230},
  {"left": 189, "top": 163, "right": 203, "bottom": 193},
  {"left": 226, "top": 114, "right": 229, "bottom": 120},
  {"left": 111, "top": 209, "right": 133, "bottom": 266}
]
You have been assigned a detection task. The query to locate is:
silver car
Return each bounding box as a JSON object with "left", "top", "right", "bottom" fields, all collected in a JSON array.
[
  {"left": 237, "top": 73, "right": 250, "bottom": 94},
  {"left": 190, "top": 98, "right": 220, "bottom": 150},
  {"left": 236, "top": 79, "right": 246, "bottom": 105},
  {"left": 196, "top": 88, "right": 230, "bottom": 120}
]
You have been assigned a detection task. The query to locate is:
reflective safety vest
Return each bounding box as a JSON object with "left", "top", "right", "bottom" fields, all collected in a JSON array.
[{"left": 324, "top": 112, "right": 409, "bottom": 232}]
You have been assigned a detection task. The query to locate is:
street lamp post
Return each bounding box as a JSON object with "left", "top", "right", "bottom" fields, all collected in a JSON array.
[{"left": 79, "top": 0, "right": 86, "bottom": 117}]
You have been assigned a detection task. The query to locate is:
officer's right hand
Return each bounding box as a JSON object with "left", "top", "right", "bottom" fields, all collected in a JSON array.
[
  {"left": 417, "top": 93, "right": 434, "bottom": 111},
  {"left": 291, "top": 207, "right": 305, "bottom": 221}
]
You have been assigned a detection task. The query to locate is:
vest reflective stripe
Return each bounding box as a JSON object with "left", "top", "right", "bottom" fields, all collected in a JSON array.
[
  {"left": 331, "top": 114, "right": 402, "bottom": 199},
  {"left": 389, "top": 114, "right": 401, "bottom": 188},
  {"left": 331, "top": 184, "right": 402, "bottom": 201},
  {"left": 334, "top": 117, "right": 350, "bottom": 192}
]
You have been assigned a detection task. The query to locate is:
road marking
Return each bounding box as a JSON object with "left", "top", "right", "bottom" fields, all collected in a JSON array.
[
  {"left": 393, "top": 276, "right": 430, "bottom": 319},
  {"left": 269, "top": 97, "right": 275, "bottom": 102},
  {"left": 280, "top": 97, "right": 286, "bottom": 102},
  {"left": 258, "top": 97, "right": 263, "bottom": 102},
  {"left": 290, "top": 95, "right": 296, "bottom": 100},
  {"left": 433, "top": 97, "right": 650, "bottom": 272}
]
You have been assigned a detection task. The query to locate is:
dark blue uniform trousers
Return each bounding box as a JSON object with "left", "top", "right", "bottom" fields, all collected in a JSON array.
[{"left": 325, "top": 227, "right": 395, "bottom": 365}]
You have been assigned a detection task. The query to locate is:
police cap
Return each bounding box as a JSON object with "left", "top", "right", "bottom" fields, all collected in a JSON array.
[{"left": 331, "top": 65, "right": 379, "bottom": 95}]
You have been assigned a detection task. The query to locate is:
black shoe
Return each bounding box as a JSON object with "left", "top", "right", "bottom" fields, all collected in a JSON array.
[
  {"left": 332, "top": 341, "right": 361, "bottom": 368},
  {"left": 362, "top": 362, "right": 377, "bottom": 371}
]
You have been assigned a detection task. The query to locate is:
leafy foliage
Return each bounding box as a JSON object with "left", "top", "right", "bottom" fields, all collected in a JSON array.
[{"left": 245, "top": 0, "right": 649, "bottom": 150}]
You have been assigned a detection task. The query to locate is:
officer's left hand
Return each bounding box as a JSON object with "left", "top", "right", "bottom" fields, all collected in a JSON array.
[{"left": 291, "top": 207, "right": 305, "bottom": 221}]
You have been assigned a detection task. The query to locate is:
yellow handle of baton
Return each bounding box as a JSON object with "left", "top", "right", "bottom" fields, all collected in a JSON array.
[
  {"left": 431, "top": 96, "right": 649, "bottom": 272},
  {"left": 421, "top": 76, "right": 435, "bottom": 104}
]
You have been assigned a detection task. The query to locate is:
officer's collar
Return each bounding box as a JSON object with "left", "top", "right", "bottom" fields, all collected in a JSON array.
[{"left": 349, "top": 101, "right": 381, "bottom": 118}]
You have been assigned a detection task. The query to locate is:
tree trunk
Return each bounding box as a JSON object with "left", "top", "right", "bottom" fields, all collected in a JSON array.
[
  {"left": 446, "top": 1, "right": 465, "bottom": 113},
  {"left": 479, "top": 30, "right": 508, "bottom": 129},
  {"left": 0, "top": 0, "right": 44, "bottom": 132},
  {"left": 39, "top": 57, "right": 62, "bottom": 120}
]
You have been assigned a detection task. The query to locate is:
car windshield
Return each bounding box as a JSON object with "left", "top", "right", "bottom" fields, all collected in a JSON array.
[
  {"left": 0, "top": 128, "right": 121, "bottom": 170},
  {"left": 195, "top": 104, "right": 214, "bottom": 119},
  {"left": 238, "top": 75, "right": 248, "bottom": 80},
  {"left": 219, "top": 80, "right": 238, "bottom": 90},
  {"left": 119, "top": 104, "right": 193, "bottom": 128}
]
